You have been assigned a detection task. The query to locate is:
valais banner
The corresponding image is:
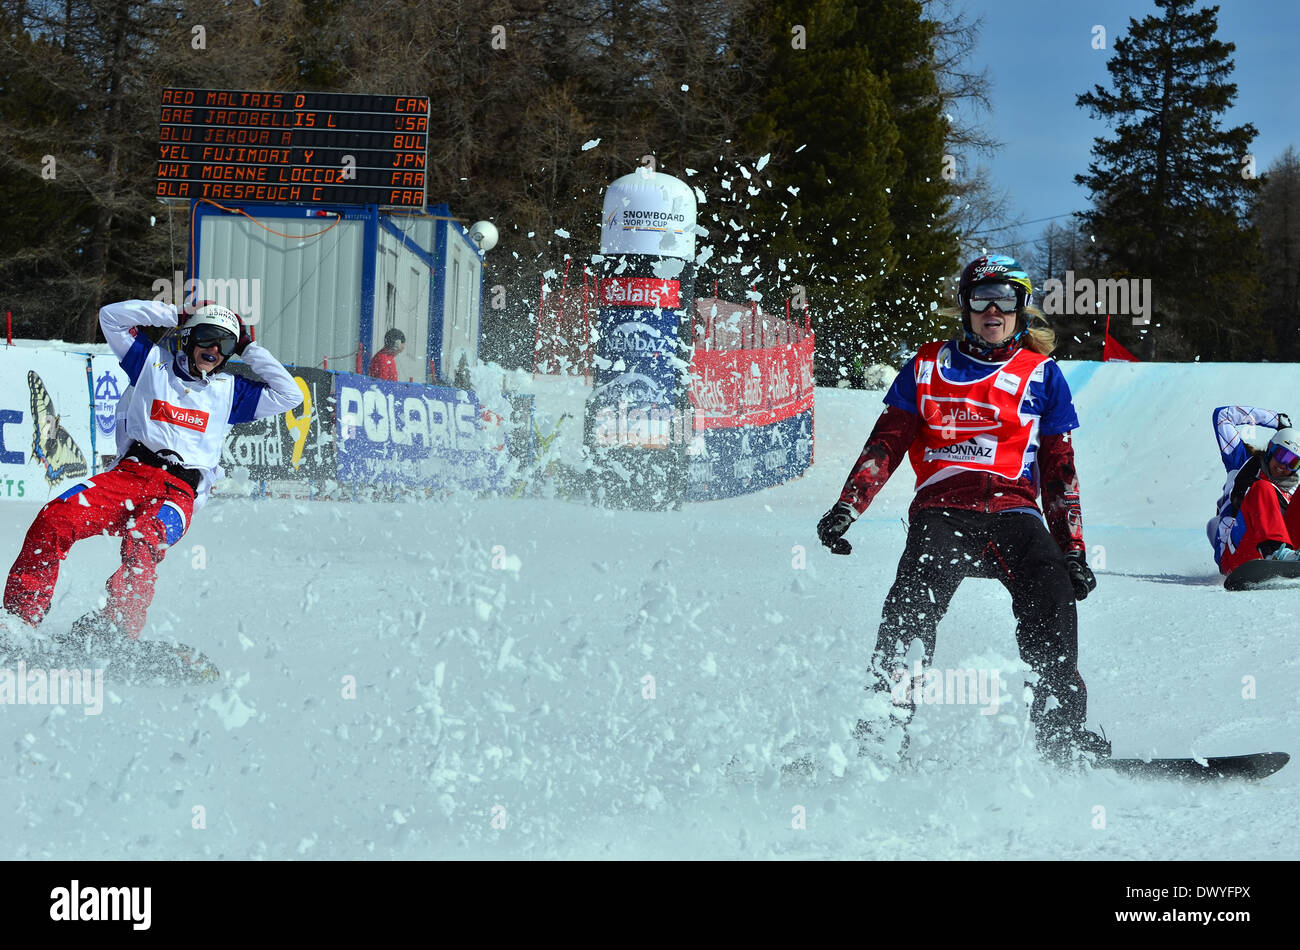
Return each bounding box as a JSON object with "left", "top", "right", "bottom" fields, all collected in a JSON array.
[{"left": 688, "top": 336, "right": 815, "bottom": 430}]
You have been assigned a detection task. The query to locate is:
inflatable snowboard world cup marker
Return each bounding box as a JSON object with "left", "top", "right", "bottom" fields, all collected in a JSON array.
[{"left": 584, "top": 169, "right": 698, "bottom": 510}]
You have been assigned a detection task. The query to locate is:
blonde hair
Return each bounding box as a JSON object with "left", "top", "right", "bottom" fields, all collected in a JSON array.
[{"left": 1021, "top": 305, "right": 1057, "bottom": 355}]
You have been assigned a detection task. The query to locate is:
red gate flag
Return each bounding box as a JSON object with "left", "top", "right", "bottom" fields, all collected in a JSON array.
[{"left": 1103, "top": 314, "right": 1139, "bottom": 362}]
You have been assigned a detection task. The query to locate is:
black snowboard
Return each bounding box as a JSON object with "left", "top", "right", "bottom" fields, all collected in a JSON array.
[
  {"left": 1096, "top": 752, "right": 1289, "bottom": 781},
  {"left": 1224, "top": 558, "right": 1300, "bottom": 591},
  {"left": 0, "top": 629, "right": 219, "bottom": 687}
]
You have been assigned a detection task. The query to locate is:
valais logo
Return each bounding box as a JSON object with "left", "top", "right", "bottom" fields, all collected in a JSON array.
[
  {"left": 597, "top": 278, "right": 680, "bottom": 309},
  {"left": 919, "top": 396, "right": 999, "bottom": 434},
  {"left": 150, "top": 399, "right": 210, "bottom": 432}
]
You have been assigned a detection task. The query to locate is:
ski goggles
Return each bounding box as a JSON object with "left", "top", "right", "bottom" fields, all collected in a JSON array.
[
  {"left": 193, "top": 330, "right": 238, "bottom": 357},
  {"left": 967, "top": 282, "right": 1023, "bottom": 313},
  {"left": 1268, "top": 442, "right": 1300, "bottom": 473}
]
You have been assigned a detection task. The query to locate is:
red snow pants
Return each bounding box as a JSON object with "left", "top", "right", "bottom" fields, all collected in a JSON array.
[
  {"left": 4, "top": 460, "right": 195, "bottom": 636},
  {"left": 1219, "top": 478, "right": 1300, "bottom": 575}
]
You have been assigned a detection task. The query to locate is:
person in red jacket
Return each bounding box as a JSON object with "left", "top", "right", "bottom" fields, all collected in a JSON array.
[
  {"left": 368, "top": 328, "right": 405, "bottom": 381},
  {"left": 1207, "top": 407, "right": 1300, "bottom": 574},
  {"left": 817, "top": 255, "right": 1108, "bottom": 768}
]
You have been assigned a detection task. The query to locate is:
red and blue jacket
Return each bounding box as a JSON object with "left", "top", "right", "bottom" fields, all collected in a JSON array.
[{"left": 837, "top": 339, "right": 1086, "bottom": 553}]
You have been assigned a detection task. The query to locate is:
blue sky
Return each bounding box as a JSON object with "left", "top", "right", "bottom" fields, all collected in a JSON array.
[{"left": 955, "top": 0, "right": 1300, "bottom": 254}]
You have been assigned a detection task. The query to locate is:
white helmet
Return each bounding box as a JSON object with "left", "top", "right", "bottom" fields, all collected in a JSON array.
[
  {"left": 178, "top": 303, "right": 241, "bottom": 375},
  {"left": 1266, "top": 427, "right": 1300, "bottom": 475}
]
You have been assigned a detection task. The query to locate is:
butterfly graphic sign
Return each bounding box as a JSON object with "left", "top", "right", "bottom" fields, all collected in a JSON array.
[{"left": 28, "top": 370, "right": 89, "bottom": 486}]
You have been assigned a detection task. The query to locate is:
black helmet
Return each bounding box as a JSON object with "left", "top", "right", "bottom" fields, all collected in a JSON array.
[
  {"left": 384, "top": 328, "right": 406, "bottom": 349},
  {"left": 957, "top": 255, "right": 1033, "bottom": 357}
]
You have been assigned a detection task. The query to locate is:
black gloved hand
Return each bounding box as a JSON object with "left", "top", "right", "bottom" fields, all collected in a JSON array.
[
  {"left": 234, "top": 314, "right": 253, "bottom": 356},
  {"left": 1277, "top": 412, "right": 1292, "bottom": 430},
  {"left": 1065, "top": 550, "right": 1096, "bottom": 601},
  {"left": 817, "top": 501, "right": 856, "bottom": 555},
  {"left": 178, "top": 298, "right": 215, "bottom": 328}
]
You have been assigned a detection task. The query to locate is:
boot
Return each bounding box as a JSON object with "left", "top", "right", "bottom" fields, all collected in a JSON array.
[
  {"left": 1037, "top": 723, "right": 1111, "bottom": 766},
  {"left": 52, "top": 611, "right": 129, "bottom": 658},
  {"left": 853, "top": 711, "right": 912, "bottom": 764}
]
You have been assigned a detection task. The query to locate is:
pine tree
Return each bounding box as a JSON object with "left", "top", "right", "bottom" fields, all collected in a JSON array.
[
  {"left": 1074, "top": 0, "right": 1263, "bottom": 360},
  {"left": 857, "top": 0, "right": 956, "bottom": 362},
  {"left": 1252, "top": 147, "right": 1300, "bottom": 360},
  {"left": 742, "top": 0, "right": 956, "bottom": 380}
]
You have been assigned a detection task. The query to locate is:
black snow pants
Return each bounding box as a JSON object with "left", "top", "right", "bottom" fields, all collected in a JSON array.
[{"left": 869, "top": 507, "right": 1088, "bottom": 738}]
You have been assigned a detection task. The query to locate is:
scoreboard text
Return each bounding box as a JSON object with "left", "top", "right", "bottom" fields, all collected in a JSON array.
[{"left": 156, "top": 89, "right": 430, "bottom": 208}]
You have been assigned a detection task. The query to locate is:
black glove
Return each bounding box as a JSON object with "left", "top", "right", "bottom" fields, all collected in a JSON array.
[
  {"left": 1065, "top": 550, "right": 1096, "bottom": 601},
  {"left": 178, "top": 298, "right": 215, "bottom": 328},
  {"left": 1278, "top": 413, "right": 1292, "bottom": 430},
  {"left": 817, "top": 501, "right": 856, "bottom": 555},
  {"left": 234, "top": 314, "right": 253, "bottom": 356}
]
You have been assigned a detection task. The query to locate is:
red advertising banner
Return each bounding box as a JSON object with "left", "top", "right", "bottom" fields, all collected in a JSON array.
[
  {"left": 688, "top": 335, "right": 814, "bottom": 430},
  {"left": 595, "top": 277, "right": 681, "bottom": 309}
]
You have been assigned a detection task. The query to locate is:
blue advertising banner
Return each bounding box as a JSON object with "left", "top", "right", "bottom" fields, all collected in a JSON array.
[
  {"left": 333, "top": 373, "right": 506, "bottom": 492},
  {"left": 686, "top": 409, "right": 813, "bottom": 501},
  {"left": 591, "top": 305, "right": 680, "bottom": 405}
]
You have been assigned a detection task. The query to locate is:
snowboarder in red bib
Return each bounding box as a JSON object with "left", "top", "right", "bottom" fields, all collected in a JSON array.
[
  {"left": 3, "top": 300, "right": 302, "bottom": 656},
  {"left": 816, "top": 255, "right": 1108, "bottom": 766},
  {"left": 1207, "top": 407, "right": 1300, "bottom": 574}
]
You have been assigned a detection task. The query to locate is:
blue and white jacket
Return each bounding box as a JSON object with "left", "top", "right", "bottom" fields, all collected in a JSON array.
[{"left": 102, "top": 300, "right": 302, "bottom": 509}]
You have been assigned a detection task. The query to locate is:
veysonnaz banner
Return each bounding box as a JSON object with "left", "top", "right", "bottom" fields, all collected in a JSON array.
[{"left": 923, "top": 436, "right": 997, "bottom": 464}]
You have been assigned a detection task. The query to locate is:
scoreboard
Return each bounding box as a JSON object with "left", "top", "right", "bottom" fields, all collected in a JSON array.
[{"left": 156, "top": 89, "right": 430, "bottom": 208}]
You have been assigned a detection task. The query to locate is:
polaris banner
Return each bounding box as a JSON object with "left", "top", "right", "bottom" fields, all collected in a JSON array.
[
  {"left": 333, "top": 373, "right": 505, "bottom": 491},
  {"left": 687, "top": 409, "right": 814, "bottom": 501},
  {"left": 224, "top": 365, "right": 337, "bottom": 480}
]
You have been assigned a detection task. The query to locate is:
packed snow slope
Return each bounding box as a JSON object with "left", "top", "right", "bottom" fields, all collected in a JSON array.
[{"left": 1, "top": 360, "right": 1296, "bottom": 860}]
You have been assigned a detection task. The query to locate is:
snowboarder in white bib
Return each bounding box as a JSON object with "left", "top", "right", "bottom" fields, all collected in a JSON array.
[
  {"left": 1208, "top": 407, "right": 1300, "bottom": 574},
  {"left": 817, "top": 255, "right": 1108, "bottom": 767},
  {"left": 4, "top": 300, "right": 302, "bottom": 667}
]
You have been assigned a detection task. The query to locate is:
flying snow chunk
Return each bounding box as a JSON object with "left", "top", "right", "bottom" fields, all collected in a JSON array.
[
  {"left": 554, "top": 228, "right": 570, "bottom": 238},
  {"left": 756, "top": 153, "right": 770, "bottom": 171},
  {"left": 680, "top": 84, "right": 689, "bottom": 92},
  {"left": 581, "top": 138, "right": 601, "bottom": 151},
  {"left": 207, "top": 684, "right": 256, "bottom": 730}
]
